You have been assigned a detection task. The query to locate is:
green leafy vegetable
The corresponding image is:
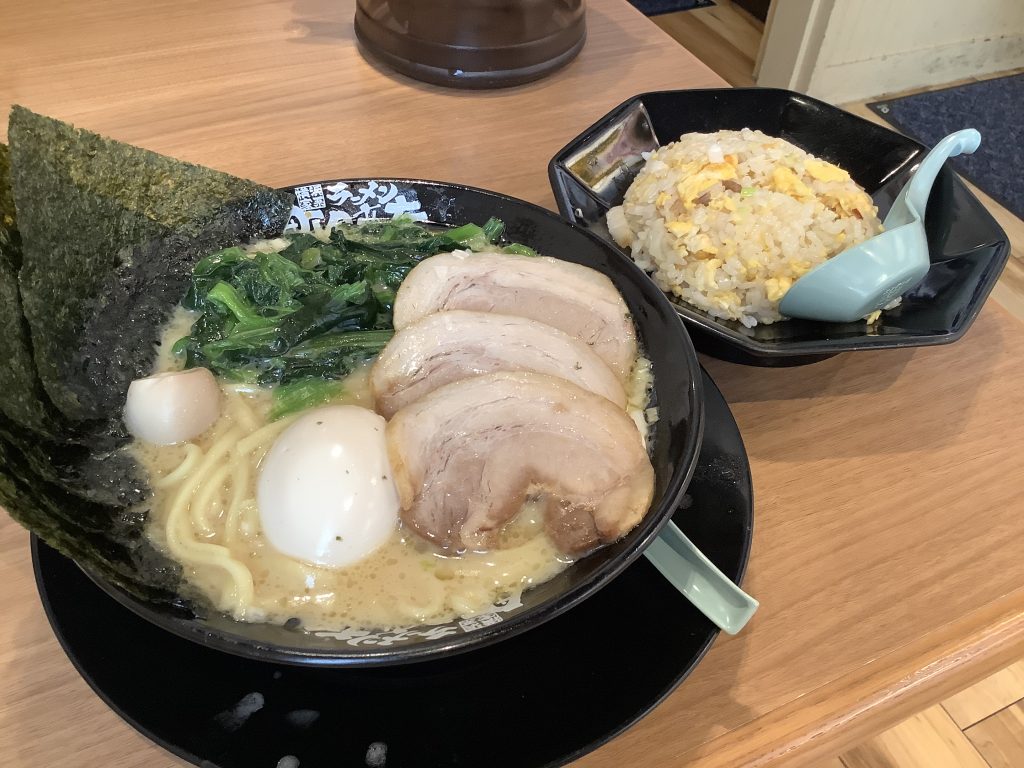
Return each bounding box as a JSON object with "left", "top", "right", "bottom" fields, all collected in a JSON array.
[
  {"left": 502, "top": 242, "right": 539, "bottom": 257},
  {"left": 268, "top": 379, "right": 347, "bottom": 422},
  {"left": 178, "top": 215, "right": 532, "bottom": 418}
]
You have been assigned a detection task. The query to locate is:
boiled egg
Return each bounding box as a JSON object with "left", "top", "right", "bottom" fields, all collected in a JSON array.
[
  {"left": 257, "top": 405, "right": 399, "bottom": 569},
  {"left": 124, "top": 368, "right": 221, "bottom": 445}
]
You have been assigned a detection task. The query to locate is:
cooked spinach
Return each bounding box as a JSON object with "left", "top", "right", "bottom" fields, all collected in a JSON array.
[{"left": 177, "top": 215, "right": 527, "bottom": 419}]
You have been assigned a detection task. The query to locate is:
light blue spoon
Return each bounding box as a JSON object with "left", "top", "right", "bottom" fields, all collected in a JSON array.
[
  {"left": 644, "top": 520, "right": 758, "bottom": 634},
  {"left": 779, "top": 129, "right": 981, "bottom": 323}
]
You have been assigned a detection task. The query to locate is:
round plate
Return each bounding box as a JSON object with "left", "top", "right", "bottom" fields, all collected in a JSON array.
[
  {"left": 81, "top": 178, "right": 705, "bottom": 667},
  {"left": 34, "top": 368, "right": 752, "bottom": 768}
]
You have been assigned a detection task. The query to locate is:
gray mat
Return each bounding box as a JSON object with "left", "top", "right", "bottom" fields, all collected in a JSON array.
[{"left": 869, "top": 74, "right": 1024, "bottom": 220}]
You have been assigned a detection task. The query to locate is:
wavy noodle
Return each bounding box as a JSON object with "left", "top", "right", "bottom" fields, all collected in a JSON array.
[
  {"left": 449, "top": 593, "right": 485, "bottom": 618},
  {"left": 152, "top": 443, "right": 204, "bottom": 489},
  {"left": 190, "top": 463, "right": 230, "bottom": 538},
  {"left": 237, "top": 498, "right": 260, "bottom": 539},
  {"left": 164, "top": 427, "right": 255, "bottom": 615},
  {"left": 234, "top": 416, "right": 295, "bottom": 457},
  {"left": 225, "top": 387, "right": 260, "bottom": 433},
  {"left": 223, "top": 461, "right": 251, "bottom": 547},
  {"left": 395, "top": 578, "right": 446, "bottom": 623}
]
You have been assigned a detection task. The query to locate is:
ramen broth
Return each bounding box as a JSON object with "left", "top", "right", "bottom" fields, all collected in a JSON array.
[{"left": 136, "top": 308, "right": 575, "bottom": 630}]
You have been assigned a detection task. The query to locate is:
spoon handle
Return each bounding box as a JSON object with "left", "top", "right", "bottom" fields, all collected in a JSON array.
[
  {"left": 895, "top": 129, "right": 981, "bottom": 224},
  {"left": 644, "top": 520, "right": 758, "bottom": 635}
]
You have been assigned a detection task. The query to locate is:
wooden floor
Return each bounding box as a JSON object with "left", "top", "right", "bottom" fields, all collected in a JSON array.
[
  {"left": 653, "top": 6, "right": 1024, "bottom": 765},
  {"left": 651, "top": 0, "right": 763, "bottom": 87},
  {"left": 824, "top": 661, "right": 1024, "bottom": 767}
]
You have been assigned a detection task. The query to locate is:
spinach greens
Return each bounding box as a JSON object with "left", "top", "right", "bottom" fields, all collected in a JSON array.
[{"left": 177, "top": 215, "right": 531, "bottom": 419}]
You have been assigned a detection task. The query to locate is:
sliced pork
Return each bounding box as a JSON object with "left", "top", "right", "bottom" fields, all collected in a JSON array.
[
  {"left": 371, "top": 310, "right": 627, "bottom": 418},
  {"left": 392, "top": 251, "right": 638, "bottom": 381},
  {"left": 386, "top": 371, "right": 654, "bottom": 555}
]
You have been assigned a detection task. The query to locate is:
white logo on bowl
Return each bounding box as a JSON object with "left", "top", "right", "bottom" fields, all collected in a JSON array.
[{"left": 285, "top": 181, "right": 428, "bottom": 234}]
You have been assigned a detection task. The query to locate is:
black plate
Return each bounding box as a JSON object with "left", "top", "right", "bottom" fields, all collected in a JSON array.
[
  {"left": 35, "top": 367, "right": 752, "bottom": 768},
  {"left": 83, "top": 179, "right": 705, "bottom": 666},
  {"left": 549, "top": 88, "right": 1011, "bottom": 366}
]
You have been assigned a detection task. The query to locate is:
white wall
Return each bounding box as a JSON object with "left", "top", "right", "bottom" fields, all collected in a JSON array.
[{"left": 758, "top": 0, "right": 1024, "bottom": 103}]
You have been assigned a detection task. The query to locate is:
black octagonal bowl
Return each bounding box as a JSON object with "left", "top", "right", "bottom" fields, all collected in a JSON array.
[
  {"left": 549, "top": 88, "right": 1011, "bottom": 366},
  {"left": 81, "top": 179, "right": 705, "bottom": 667}
]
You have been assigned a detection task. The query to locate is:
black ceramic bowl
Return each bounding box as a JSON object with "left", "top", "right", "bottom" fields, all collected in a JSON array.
[
  {"left": 549, "top": 88, "right": 1011, "bottom": 366},
  {"left": 85, "top": 179, "right": 705, "bottom": 667}
]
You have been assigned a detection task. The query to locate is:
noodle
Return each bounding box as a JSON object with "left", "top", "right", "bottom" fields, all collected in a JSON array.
[
  {"left": 190, "top": 463, "right": 230, "bottom": 538},
  {"left": 237, "top": 498, "right": 260, "bottom": 540},
  {"left": 396, "top": 578, "right": 446, "bottom": 622},
  {"left": 225, "top": 387, "right": 260, "bottom": 433},
  {"left": 163, "top": 427, "right": 256, "bottom": 614},
  {"left": 234, "top": 416, "right": 295, "bottom": 457},
  {"left": 152, "top": 443, "right": 203, "bottom": 489},
  {"left": 223, "top": 461, "right": 251, "bottom": 547}
]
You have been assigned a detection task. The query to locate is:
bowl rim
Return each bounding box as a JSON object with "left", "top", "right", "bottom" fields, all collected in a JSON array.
[
  {"left": 81, "top": 177, "right": 706, "bottom": 667},
  {"left": 547, "top": 87, "right": 1012, "bottom": 358}
]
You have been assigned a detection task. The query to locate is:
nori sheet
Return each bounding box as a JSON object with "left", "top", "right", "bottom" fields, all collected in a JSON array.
[
  {"left": 8, "top": 105, "right": 293, "bottom": 423},
  {"left": 69, "top": 197, "right": 294, "bottom": 427},
  {"left": 0, "top": 143, "right": 68, "bottom": 437},
  {"left": 0, "top": 416, "right": 180, "bottom": 603},
  {"left": 1, "top": 144, "right": 154, "bottom": 508},
  {"left": 0, "top": 107, "right": 294, "bottom": 601}
]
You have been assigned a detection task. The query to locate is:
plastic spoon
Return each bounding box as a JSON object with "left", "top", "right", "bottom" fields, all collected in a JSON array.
[
  {"left": 644, "top": 520, "right": 758, "bottom": 635},
  {"left": 778, "top": 129, "right": 981, "bottom": 323}
]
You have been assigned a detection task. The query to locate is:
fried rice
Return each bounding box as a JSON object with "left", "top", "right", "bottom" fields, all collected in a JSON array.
[{"left": 606, "top": 128, "right": 883, "bottom": 326}]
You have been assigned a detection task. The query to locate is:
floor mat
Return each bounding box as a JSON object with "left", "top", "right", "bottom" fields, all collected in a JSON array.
[
  {"left": 869, "top": 74, "right": 1024, "bottom": 220},
  {"left": 628, "top": 0, "right": 714, "bottom": 16}
]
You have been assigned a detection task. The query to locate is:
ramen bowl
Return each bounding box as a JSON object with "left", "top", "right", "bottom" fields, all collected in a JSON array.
[{"left": 69, "top": 179, "right": 704, "bottom": 666}]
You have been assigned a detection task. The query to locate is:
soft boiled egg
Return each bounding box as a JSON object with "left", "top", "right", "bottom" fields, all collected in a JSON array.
[{"left": 257, "top": 405, "right": 399, "bottom": 569}]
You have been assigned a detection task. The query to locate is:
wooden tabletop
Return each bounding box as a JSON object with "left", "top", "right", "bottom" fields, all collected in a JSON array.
[{"left": 2, "top": 1, "right": 1024, "bottom": 766}]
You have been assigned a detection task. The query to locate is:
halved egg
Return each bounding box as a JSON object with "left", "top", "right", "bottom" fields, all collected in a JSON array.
[{"left": 257, "top": 405, "right": 399, "bottom": 569}]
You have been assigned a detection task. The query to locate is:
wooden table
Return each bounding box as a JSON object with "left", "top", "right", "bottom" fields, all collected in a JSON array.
[{"left": 2, "top": 1, "right": 1023, "bottom": 765}]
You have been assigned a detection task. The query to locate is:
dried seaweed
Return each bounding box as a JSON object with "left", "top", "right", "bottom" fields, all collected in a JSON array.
[
  {"left": 8, "top": 105, "right": 293, "bottom": 422},
  {"left": 67, "top": 196, "right": 294, "bottom": 427},
  {"left": 0, "top": 411, "right": 147, "bottom": 508},
  {"left": 0, "top": 415, "right": 181, "bottom": 602},
  {"left": 0, "top": 143, "right": 67, "bottom": 437},
  {"left": 0, "top": 107, "right": 293, "bottom": 602}
]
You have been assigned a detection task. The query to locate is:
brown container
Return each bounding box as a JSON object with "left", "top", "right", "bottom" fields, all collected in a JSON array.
[{"left": 354, "top": 0, "right": 586, "bottom": 89}]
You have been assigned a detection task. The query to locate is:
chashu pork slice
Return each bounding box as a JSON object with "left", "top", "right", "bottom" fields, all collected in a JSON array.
[
  {"left": 386, "top": 371, "right": 655, "bottom": 555},
  {"left": 371, "top": 310, "right": 627, "bottom": 418},
  {"left": 392, "top": 250, "right": 638, "bottom": 381}
]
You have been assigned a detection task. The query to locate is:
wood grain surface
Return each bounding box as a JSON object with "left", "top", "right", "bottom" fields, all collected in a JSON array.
[
  {"left": 840, "top": 706, "right": 991, "bottom": 768},
  {"left": 967, "top": 702, "right": 1024, "bottom": 768},
  {"left": 944, "top": 662, "right": 1024, "bottom": 730},
  {"left": 2, "top": 1, "right": 1024, "bottom": 767}
]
